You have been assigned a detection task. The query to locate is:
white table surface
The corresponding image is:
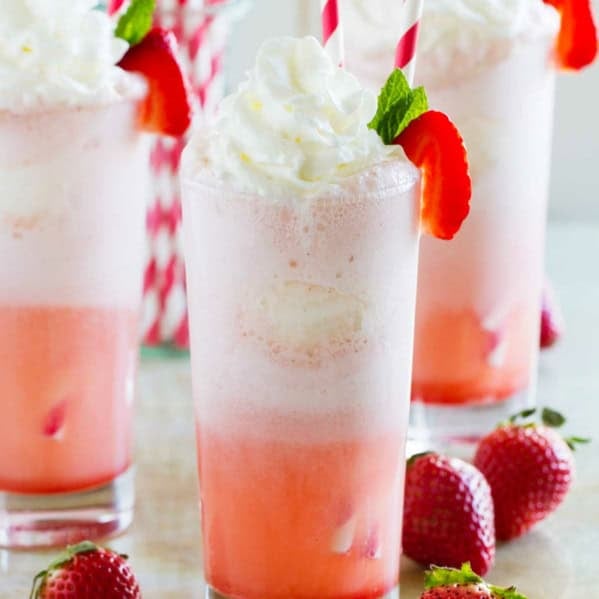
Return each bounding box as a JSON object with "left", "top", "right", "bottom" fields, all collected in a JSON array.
[{"left": 2, "top": 222, "right": 598, "bottom": 598}]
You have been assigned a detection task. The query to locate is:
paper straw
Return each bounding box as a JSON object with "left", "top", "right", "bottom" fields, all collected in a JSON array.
[
  {"left": 395, "top": 0, "right": 424, "bottom": 84},
  {"left": 321, "top": 0, "right": 344, "bottom": 66},
  {"left": 141, "top": 0, "right": 233, "bottom": 348}
]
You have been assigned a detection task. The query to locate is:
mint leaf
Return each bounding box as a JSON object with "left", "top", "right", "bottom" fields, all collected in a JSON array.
[
  {"left": 115, "top": 0, "right": 156, "bottom": 46},
  {"left": 424, "top": 564, "right": 483, "bottom": 589},
  {"left": 368, "top": 69, "right": 428, "bottom": 144}
]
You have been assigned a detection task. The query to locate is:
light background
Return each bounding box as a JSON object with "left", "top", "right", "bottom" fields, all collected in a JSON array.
[{"left": 227, "top": 0, "right": 599, "bottom": 221}]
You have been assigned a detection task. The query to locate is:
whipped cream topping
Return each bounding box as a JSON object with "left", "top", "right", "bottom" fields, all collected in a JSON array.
[
  {"left": 343, "top": 0, "right": 559, "bottom": 87},
  {"left": 184, "top": 36, "right": 401, "bottom": 197},
  {"left": 419, "top": 0, "right": 559, "bottom": 47},
  {"left": 0, "top": 0, "right": 141, "bottom": 113}
]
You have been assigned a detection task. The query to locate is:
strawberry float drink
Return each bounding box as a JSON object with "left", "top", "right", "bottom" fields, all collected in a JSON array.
[
  {"left": 0, "top": 0, "right": 191, "bottom": 548},
  {"left": 344, "top": 0, "right": 597, "bottom": 442},
  {"left": 182, "top": 36, "right": 469, "bottom": 599}
]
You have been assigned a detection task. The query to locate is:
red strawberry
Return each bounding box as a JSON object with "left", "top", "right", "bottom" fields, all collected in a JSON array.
[
  {"left": 108, "top": 0, "right": 127, "bottom": 15},
  {"left": 543, "top": 0, "right": 598, "bottom": 70},
  {"left": 540, "top": 279, "right": 565, "bottom": 349},
  {"left": 402, "top": 453, "right": 495, "bottom": 576},
  {"left": 30, "top": 541, "right": 141, "bottom": 599},
  {"left": 394, "top": 110, "right": 471, "bottom": 240},
  {"left": 420, "top": 564, "right": 528, "bottom": 599},
  {"left": 118, "top": 28, "right": 193, "bottom": 137},
  {"left": 474, "top": 408, "right": 588, "bottom": 541}
]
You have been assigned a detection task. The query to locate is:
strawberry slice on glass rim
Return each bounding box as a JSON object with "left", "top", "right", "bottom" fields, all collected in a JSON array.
[
  {"left": 107, "top": 0, "right": 127, "bottom": 14},
  {"left": 369, "top": 69, "right": 472, "bottom": 241},
  {"left": 543, "top": 0, "right": 598, "bottom": 70},
  {"left": 112, "top": 0, "right": 193, "bottom": 136},
  {"left": 394, "top": 111, "right": 471, "bottom": 240}
]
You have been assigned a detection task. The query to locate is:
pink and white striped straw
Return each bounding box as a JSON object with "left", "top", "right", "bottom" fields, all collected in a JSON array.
[
  {"left": 395, "top": 0, "right": 425, "bottom": 84},
  {"left": 321, "top": 0, "right": 344, "bottom": 66}
]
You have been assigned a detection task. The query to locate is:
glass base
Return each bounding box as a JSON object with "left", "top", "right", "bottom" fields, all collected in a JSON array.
[
  {"left": 0, "top": 467, "right": 134, "bottom": 549},
  {"left": 408, "top": 388, "right": 534, "bottom": 458},
  {"left": 205, "top": 585, "right": 400, "bottom": 599}
]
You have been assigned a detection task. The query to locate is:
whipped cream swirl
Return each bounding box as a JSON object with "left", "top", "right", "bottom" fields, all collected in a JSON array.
[
  {"left": 0, "top": 0, "right": 140, "bottom": 113},
  {"left": 185, "top": 36, "right": 400, "bottom": 197}
]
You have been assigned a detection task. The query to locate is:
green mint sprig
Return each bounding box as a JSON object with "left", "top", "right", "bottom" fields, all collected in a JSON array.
[
  {"left": 368, "top": 69, "right": 428, "bottom": 145},
  {"left": 115, "top": 0, "right": 156, "bottom": 46}
]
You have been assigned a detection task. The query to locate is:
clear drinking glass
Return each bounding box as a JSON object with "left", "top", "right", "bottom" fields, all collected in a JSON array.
[
  {"left": 182, "top": 157, "right": 420, "bottom": 598},
  {"left": 409, "top": 37, "right": 556, "bottom": 444},
  {"left": 344, "top": 7, "right": 558, "bottom": 445},
  {"left": 0, "top": 98, "right": 149, "bottom": 547}
]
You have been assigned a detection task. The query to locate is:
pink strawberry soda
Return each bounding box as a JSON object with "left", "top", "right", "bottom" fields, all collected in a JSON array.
[
  {"left": 343, "top": 1, "right": 559, "bottom": 440},
  {"left": 182, "top": 36, "right": 422, "bottom": 599},
  {"left": 0, "top": 100, "right": 148, "bottom": 545}
]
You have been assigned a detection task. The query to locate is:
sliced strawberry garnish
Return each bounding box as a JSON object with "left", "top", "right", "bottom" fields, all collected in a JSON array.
[
  {"left": 543, "top": 0, "right": 598, "bottom": 70},
  {"left": 108, "top": 0, "right": 127, "bottom": 15},
  {"left": 118, "top": 28, "right": 193, "bottom": 137},
  {"left": 394, "top": 111, "right": 471, "bottom": 241}
]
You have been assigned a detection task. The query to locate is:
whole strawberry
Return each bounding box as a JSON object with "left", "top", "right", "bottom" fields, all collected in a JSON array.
[
  {"left": 420, "top": 563, "right": 527, "bottom": 599},
  {"left": 474, "top": 407, "right": 589, "bottom": 541},
  {"left": 402, "top": 453, "right": 495, "bottom": 576},
  {"left": 30, "top": 541, "right": 141, "bottom": 599}
]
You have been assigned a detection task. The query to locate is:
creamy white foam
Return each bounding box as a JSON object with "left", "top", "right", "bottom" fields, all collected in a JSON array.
[
  {"left": 417, "top": 0, "right": 559, "bottom": 86},
  {"left": 0, "top": 0, "right": 141, "bottom": 113},
  {"left": 343, "top": 0, "right": 558, "bottom": 88},
  {"left": 0, "top": 102, "right": 150, "bottom": 307},
  {"left": 184, "top": 36, "right": 402, "bottom": 197}
]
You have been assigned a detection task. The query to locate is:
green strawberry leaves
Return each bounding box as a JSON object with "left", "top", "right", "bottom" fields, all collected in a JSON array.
[
  {"left": 30, "top": 542, "right": 99, "bottom": 599},
  {"left": 424, "top": 563, "right": 483, "bottom": 588},
  {"left": 564, "top": 436, "right": 591, "bottom": 451},
  {"left": 504, "top": 407, "right": 591, "bottom": 451},
  {"left": 368, "top": 69, "right": 428, "bottom": 145},
  {"left": 424, "top": 564, "right": 528, "bottom": 599},
  {"left": 115, "top": 0, "right": 156, "bottom": 46},
  {"left": 407, "top": 451, "right": 434, "bottom": 468},
  {"left": 508, "top": 408, "right": 537, "bottom": 424},
  {"left": 487, "top": 584, "right": 529, "bottom": 599},
  {"left": 541, "top": 407, "right": 566, "bottom": 427}
]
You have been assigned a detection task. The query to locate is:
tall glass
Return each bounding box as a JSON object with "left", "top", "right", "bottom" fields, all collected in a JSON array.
[
  {"left": 0, "top": 98, "right": 149, "bottom": 547},
  {"left": 182, "top": 158, "right": 420, "bottom": 598},
  {"left": 410, "top": 38, "right": 556, "bottom": 443},
  {"left": 344, "top": 6, "right": 557, "bottom": 444}
]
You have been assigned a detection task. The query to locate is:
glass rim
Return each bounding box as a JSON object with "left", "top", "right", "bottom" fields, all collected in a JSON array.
[
  {"left": 0, "top": 80, "right": 147, "bottom": 122},
  {"left": 181, "top": 159, "right": 420, "bottom": 206}
]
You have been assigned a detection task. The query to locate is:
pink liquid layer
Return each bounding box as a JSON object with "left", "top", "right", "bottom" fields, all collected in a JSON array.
[
  {"left": 197, "top": 424, "right": 404, "bottom": 599},
  {"left": 0, "top": 305, "right": 138, "bottom": 494},
  {"left": 412, "top": 305, "right": 537, "bottom": 405}
]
